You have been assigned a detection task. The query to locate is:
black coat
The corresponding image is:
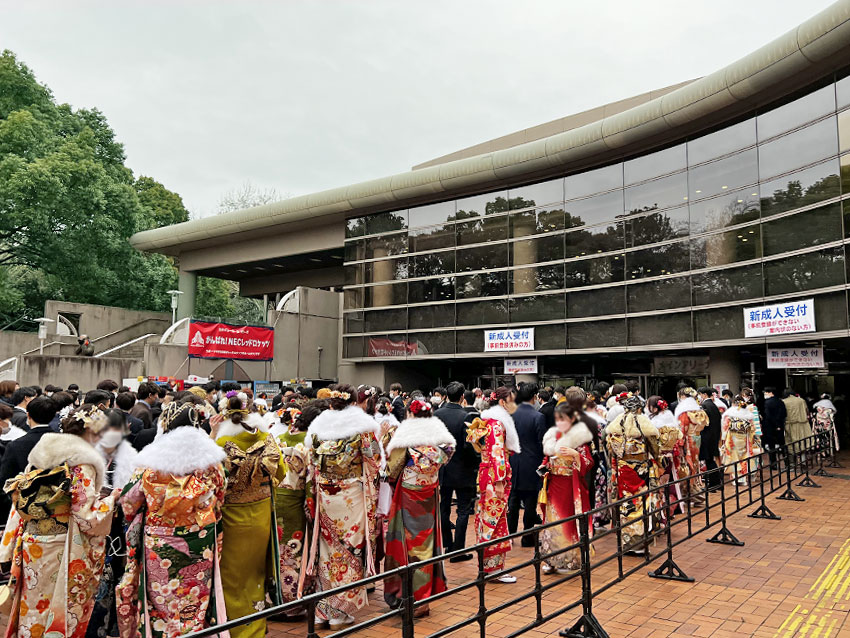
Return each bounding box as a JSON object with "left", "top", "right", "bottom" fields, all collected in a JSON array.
[
  {"left": 434, "top": 403, "right": 479, "bottom": 489},
  {"left": 133, "top": 426, "right": 157, "bottom": 451},
  {"left": 699, "top": 399, "right": 722, "bottom": 461},
  {"left": 509, "top": 403, "right": 548, "bottom": 492},
  {"left": 10, "top": 408, "right": 29, "bottom": 432},
  {"left": 762, "top": 396, "right": 788, "bottom": 447},
  {"left": 538, "top": 399, "right": 557, "bottom": 429},
  {"left": 0, "top": 426, "right": 53, "bottom": 488},
  {"left": 391, "top": 396, "right": 406, "bottom": 424}
]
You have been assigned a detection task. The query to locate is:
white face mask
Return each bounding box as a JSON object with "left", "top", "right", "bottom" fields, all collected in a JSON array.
[
  {"left": 430, "top": 396, "right": 441, "bottom": 406},
  {"left": 100, "top": 430, "right": 124, "bottom": 448}
]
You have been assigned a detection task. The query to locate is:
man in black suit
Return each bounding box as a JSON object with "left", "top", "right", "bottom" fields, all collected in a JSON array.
[
  {"left": 116, "top": 391, "right": 144, "bottom": 435},
  {"left": 389, "top": 383, "right": 406, "bottom": 424},
  {"left": 762, "top": 386, "right": 787, "bottom": 468},
  {"left": 507, "top": 381, "right": 548, "bottom": 546},
  {"left": 538, "top": 387, "right": 560, "bottom": 429},
  {"left": 461, "top": 390, "right": 480, "bottom": 419},
  {"left": 435, "top": 381, "right": 479, "bottom": 562},
  {"left": 130, "top": 382, "right": 158, "bottom": 429},
  {"left": 698, "top": 386, "right": 723, "bottom": 489},
  {"left": 9, "top": 387, "right": 36, "bottom": 431}
]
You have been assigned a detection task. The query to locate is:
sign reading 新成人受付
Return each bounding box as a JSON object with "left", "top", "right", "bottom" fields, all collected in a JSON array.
[
  {"left": 744, "top": 298, "right": 815, "bottom": 338},
  {"left": 505, "top": 358, "right": 538, "bottom": 374},
  {"left": 484, "top": 328, "right": 535, "bottom": 352},
  {"left": 767, "top": 345, "right": 824, "bottom": 369},
  {"left": 188, "top": 320, "right": 274, "bottom": 361}
]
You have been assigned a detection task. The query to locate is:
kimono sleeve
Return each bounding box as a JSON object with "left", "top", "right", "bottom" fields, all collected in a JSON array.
[
  {"left": 0, "top": 505, "right": 22, "bottom": 563},
  {"left": 576, "top": 444, "right": 594, "bottom": 478},
  {"left": 486, "top": 421, "right": 510, "bottom": 483},
  {"left": 70, "top": 464, "right": 116, "bottom": 537},
  {"left": 119, "top": 468, "right": 146, "bottom": 521}
]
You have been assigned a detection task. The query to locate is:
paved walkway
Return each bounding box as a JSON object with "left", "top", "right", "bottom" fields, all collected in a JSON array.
[{"left": 268, "top": 454, "right": 850, "bottom": 638}]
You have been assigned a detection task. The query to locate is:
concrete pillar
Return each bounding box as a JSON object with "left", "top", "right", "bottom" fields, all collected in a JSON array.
[
  {"left": 708, "top": 347, "right": 741, "bottom": 391},
  {"left": 371, "top": 248, "right": 393, "bottom": 307},
  {"left": 177, "top": 270, "right": 197, "bottom": 321},
  {"left": 512, "top": 221, "right": 538, "bottom": 294}
]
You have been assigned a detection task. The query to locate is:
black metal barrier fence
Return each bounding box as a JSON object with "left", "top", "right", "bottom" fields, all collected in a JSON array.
[{"left": 180, "top": 428, "right": 842, "bottom": 638}]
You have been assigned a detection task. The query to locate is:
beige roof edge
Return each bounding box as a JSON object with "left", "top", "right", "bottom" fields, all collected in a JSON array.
[{"left": 131, "top": 0, "right": 850, "bottom": 256}]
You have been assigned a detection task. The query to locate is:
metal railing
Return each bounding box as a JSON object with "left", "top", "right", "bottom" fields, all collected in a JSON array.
[{"left": 180, "top": 427, "right": 841, "bottom": 638}]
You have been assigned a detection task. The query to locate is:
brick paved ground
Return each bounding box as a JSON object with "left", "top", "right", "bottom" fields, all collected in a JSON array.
[{"left": 265, "top": 453, "right": 850, "bottom": 638}]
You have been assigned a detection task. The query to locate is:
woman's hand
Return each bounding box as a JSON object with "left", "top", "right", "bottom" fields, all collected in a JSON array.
[{"left": 209, "top": 413, "right": 224, "bottom": 439}]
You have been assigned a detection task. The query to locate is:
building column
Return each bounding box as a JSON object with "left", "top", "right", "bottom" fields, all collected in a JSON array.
[
  {"left": 708, "top": 347, "right": 741, "bottom": 391},
  {"left": 177, "top": 270, "right": 197, "bottom": 321}
]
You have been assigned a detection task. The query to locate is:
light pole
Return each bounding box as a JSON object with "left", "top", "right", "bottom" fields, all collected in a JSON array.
[
  {"left": 34, "top": 317, "right": 55, "bottom": 355},
  {"left": 166, "top": 290, "right": 184, "bottom": 325}
]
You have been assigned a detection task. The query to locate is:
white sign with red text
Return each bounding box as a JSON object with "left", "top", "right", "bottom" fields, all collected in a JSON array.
[
  {"left": 767, "top": 345, "right": 825, "bottom": 369},
  {"left": 744, "top": 298, "right": 815, "bottom": 338},
  {"left": 505, "top": 358, "right": 538, "bottom": 374},
  {"left": 484, "top": 328, "right": 535, "bottom": 352}
]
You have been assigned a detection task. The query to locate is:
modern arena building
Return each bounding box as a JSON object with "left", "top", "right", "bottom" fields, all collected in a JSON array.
[{"left": 131, "top": 1, "right": 850, "bottom": 396}]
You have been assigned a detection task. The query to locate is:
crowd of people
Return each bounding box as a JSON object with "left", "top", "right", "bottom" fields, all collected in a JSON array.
[{"left": 0, "top": 376, "right": 839, "bottom": 637}]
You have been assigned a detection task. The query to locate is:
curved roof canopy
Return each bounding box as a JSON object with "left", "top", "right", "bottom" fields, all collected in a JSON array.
[{"left": 131, "top": 0, "right": 850, "bottom": 255}]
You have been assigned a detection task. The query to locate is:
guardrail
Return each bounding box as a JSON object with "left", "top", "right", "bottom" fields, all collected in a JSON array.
[{"left": 167, "top": 428, "right": 842, "bottom": 638}]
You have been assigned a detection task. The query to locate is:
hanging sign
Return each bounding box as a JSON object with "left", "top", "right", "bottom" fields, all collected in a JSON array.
[
  {"left": 744, "top": 298, "right": 815, "bottom": 338},
  {"left": 484, "top": 328, "right": 535, "bottom": 352},
  {"left": 367, "top": 337, "right": 419, "bottom": 357},
  {"left": 505, "top": 358, "right": 538, "bottom": 374},
  {"left": 188, "top": 320, "right": 274, "bottom": 361},
  {"left": 767, "top": 345, "right": 824, "bottom": 369}
]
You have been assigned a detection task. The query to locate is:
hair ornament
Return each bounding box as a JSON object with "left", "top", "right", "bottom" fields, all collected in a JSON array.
[
  {"left": 72, "top": 406, "right": 109, "bottom": 433},
  {"left": 409, "top": 399, "right": 432, "bottom": 416},
  {"left": 329, "top": 390, "right": 351, "bottom": 400},
  {"left": 656, "top": 399, "right": 668, "bottom": 411}
]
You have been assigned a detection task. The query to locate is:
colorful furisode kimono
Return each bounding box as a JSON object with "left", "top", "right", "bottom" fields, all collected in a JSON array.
[
  {"left": 650, "top": 410, "right": 684, "bottom": 516},
  {"left": 813, "top": 399, "right": 839, "bottom": 452},
  {"left": 216, "top": 423, "right": 286, "bottom": 638},
  {"left": 720, "top": 406, "right": 754, "bottom": 479},
  {"left": 605, "top": 413, "right": 660, "bottom": 552},
  {"left": 116, "top": 426, "right": 228, "bottom": 638},
  {"left": 673, "top": 398, "right": 708, "bottom": 490},
  {"left": 304, "top": 406, "right": 382, "bottom": 624},
  {"left": 466, "top": 405, "right": 521, "bottom": 574},
  {"left": 584, "top": 412, "right": 609, "bottom": 529},
  {"left": 1, "top": 433, "right": 116, "bottom": 638},
  {"left": 383, "top": 416, "right": 455, "bottom": 611},
  {"left": 539, "top": 422, "right": 594, "bottom": 572}
]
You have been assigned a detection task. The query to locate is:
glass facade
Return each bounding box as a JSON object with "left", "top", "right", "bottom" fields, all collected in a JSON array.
[{"left": 342, "top": 74, "right": 850, "bottom": 359}]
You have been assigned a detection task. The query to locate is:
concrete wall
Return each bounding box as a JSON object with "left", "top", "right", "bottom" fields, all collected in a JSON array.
[
  {"left": 44, "top": 301, "right": 171, "bottom": 348},
  {"left": 0, "top": 331, "right": 64, "bottom": 361},
  {"left": 15, "top": 355, "right": 145, "bottom": 390},
  {"left": 708, "top": 347, "right": 743, "bottom": 391}
]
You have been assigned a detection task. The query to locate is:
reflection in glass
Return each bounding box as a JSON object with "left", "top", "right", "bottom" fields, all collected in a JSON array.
[
  {"left": 344, "top": 240, "right": 364, "bottom": 262},
  {"left": 455, "top": 271, "right": 508, "bottom": 299},
  {"left": 409, "top": 201, "right": 456, "bottom": 228},
  {"left": 625, "top": 207, "right": 689, "bottom": 249},
  {"left": 407, "top": 331, "right": 454, "bottom": 355},
  {"left": 627, "top": 276, "right": 691, "bottom": 313},
  {"left": 688, "top": 119, "right": 757, "bottom": 165},
  {"left": 508, "top": 179, "right": 564, "bottom": 208},
  {"left": 757, "top": 84, "right": 836, "bottom": 141},
  {"left": 569, "top": 319, "right": 626, "bottom": 348},
  {"left": 566, "top": 163, "right": 623, "bottom": 200},
  {"left": 688, "top": 149, "right": 758, "bottom": 200},
  {"left": 565, "top": 254, "right": 625, "bottom": 288},
  {"left": 564, "top": 190, "right": 624, "bottom": 228},
  {"left": 757, "top": 118, "right": 838, "bottom": 180},
  {"left": 456, "top": 215, "right": 508, "bottom": 245},
  {"left": 344, "top": 312, "right": 364, "bottom": 334},
  {"left": 366, "top": 258, "right": 407, "bottom": 284},
  {"left": 568, "top": 286, "right": 625, "bottom": 318},
  {"left": 624, "top": 145, "right": 686, "bottom": 185},
  {"left": 689, "top": 189, "right": 760, "bottom": 234},
  {"left": 510, "top": 293, "right": 566, "bottom": 323},
  {"left": 565, "top": 223, "right": 624, "bottom": 257},
  {"left": 345, "top": 264, "right": 364, "bottom": 286},
  {"left": 625, "top": 172, "right": 688, "bottom": 214},
  {"left": 694, "top": 307, "right": 744, "bottom": 341},
  {"left": 366, "top": 211, "right": 407, "bottom": 235},
  {"left": 839, "top": 108, "right": 850, "bottom": 153},
  {"left": 456, "top": 330, "right": 485, "bottom": 353},
  {"left": 409, "top": 304, "right": 455, "bottom": 329},
  {"left": 409, "top": 224, "right": 455, "bottom": 253},
  {"left": 843, "top": 154, "right": 850, "bottom": 202},
  {"left": 629, "top": 313, "right": 692, "bottom": 345},
  {"left": 763, "top": 247, "right": 845, "bottom": 296},
  {"left": 346, "top": 217, "right": 366, "bottom": 239},
  {"left": 512, "top": 234, "right": 564, "bottom": 265},
  {"left": 412, "top": 251, "right": 454, "bottom": 277},
  {"left": 760, "top": 159, "right": 841, "bottom": 217},
  {"left": 364, "top": 309, "right": 407, "bottom": 333},
  {"left": 408, "top": 277, "right": 454, "bottom": 304},
  {"left": 692, "top": 265, "right": 763, "bottom": 306},
  {"left": 762, "top": 203, "right": 841, "bottom": 257},
  {"left": 627, "top": 242, "right": 690, "bottom": 279},
  {"left": 456, "top": 191, "right": 509, "bottom": 217},
  {"left": 536, "top": 324, "right": 566, "bottom": 350},
  {"left": 456, "top": 244, "right": 509, "bottom": 272},
  {"left": 364, "top": 282, "right": 407, "bottom": 308},
  {"left": 511, "top": 264, "right": 563, "bottom": 293},
  {"left": 813, "top": 292, "right": 849, "bottom": 332},
  {"left": 343, "top": 337, "right": 364, "bottom": 358},
  {"left": 690, "top": 227, "right": 760, "bottom": 270},
  {"left": 510, "top": 207, "right": 566, "bottom": 237},
  {"left": 456, "top": 299, "right": 508, "bottom": 326}
]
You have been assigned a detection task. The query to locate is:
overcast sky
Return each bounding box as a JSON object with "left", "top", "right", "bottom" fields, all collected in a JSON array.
[{"left": 2, "top": 0, "right": 836, "bottom": 218}]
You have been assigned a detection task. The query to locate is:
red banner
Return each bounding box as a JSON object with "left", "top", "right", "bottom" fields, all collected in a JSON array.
[
  {"left": 188, "top": 320, "right": 274, "bottom": 361},
  {"left": 367, "top": 337, "right": 419, "bottom": 357}
]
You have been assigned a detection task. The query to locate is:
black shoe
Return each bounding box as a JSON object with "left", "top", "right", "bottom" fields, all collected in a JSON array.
[
  {"left": 520, "top": 536, "right": 536, "bottom": 548},
  {"left": 449, "top": 553, "right": 474, "bottom": 563}
]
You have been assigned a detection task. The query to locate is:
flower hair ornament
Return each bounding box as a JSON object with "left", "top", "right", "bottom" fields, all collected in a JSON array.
[
  {"left": 656, "top": 399, "right": 668, "bottom": 412},
  {"left": 680, "top": 387, "right": 698, "bottom": 398},
  {"left": 489, "top": 392, "right": 499, "bottom": 402},
  {"left": 409, "top": 399, "right": 432, "bottom": 416},
  {"left": 329, "top": 390, "right": 351, "bottom": 400},
  {"left": 358, "top": 386, "right": 375, "bottom": 397},
  {"left": 71, "top": 406, "right": 108, "bottom": 434},
  {"left": 616, "top": 391, "right": 632, "bottom": 404}
]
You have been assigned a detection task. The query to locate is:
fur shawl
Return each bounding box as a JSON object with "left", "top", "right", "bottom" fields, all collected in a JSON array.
[
  {"left": 606, "top": 412, "right": 659, "bottom": 440},
  {"left": 305, "top": 405, "right": 381, "bottom": 447},
  {"left": 28, "top": 433, "right": 107, "bottom": 491},
  {"left": 96, "top": 439, "right": 139, "bottom": 490},
  {"left": 648, "top": 410, "right": 678, "bottom": 429},
  {"left": 674, "top": 396, "right": 701, "bottom": 418},
  {"left": 723, "top": 406, "right": 753, "bottom": 423},
  {"left": 543, "top": 422, "right": 593, "bottom": 457},
  {"left": 386, "top": 416, "right": 456, "bottom": 453},
  {"left": 135, "top": 426, "right": 226, "bottom": 476},
  {"left": 480, "top": 404, "right": 521, "bottom": 454},
  {"left": 215, "top": 412, "right": 268, "bottom": 441}
]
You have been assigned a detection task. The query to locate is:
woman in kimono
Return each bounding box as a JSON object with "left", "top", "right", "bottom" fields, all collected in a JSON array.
[
  {"left": 383, "top": 399, "right": 455, "bottom": 616},
  {"left": 563, "top": 388, "right": 607, "bottom": 530},
  {"left": 720, "top": 396, "right": 755, "bottom": 485},
  {"left": 813, "top": 393, "right": 839, "bottom": 453},
  {"left": 646, "top": 396, "right": 683, "bottom": 519},
  {"left": 605, "top": 394, "right": 660, "bottom": 554},
  {"left": 215, "top": 395, "right": 286, "bottom": 638},
  {"left": 673, "top": 387, "right": 708, "bottom": 496},
  {"left": 466, "top": 386, "right": 520, "bottom": 582},
  {"left": 116, "top": 402, "right": 227, "bottom": 638},
  {"left": 1, "top": 403, "right": 117, "bottom": 638},
  {"left": 303, "top": 384, "right": 382, "bottom": 629},
  {"left": 539, "top": 403, "right": 594, "bottom": 575}
]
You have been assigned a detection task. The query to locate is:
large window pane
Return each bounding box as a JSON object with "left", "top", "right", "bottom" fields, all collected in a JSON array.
[
  {"left": 362, "top": 233, "right": 408, "bottom": 260},
  {"left": 364, "top": 282, "right": 407, "bottom": 307},
  {"left": 569, "top": 318, "right": 626, "bottom": 349},
  {"left": 762, "top": 203, "right": 842, "bottom": 257},
  {"left": 456, "top": 191, "right": 509, "bottom": 217},
  {"left": 364, "top": 308, "right": 406, "bottom": 333},
  {"left": 814, "top": 292, "right": 849, "bottom": 332},
  {"left": 536, "top": 324, "right": 567, "bottom": 350},
  {"left": 409, "top": 201, "right": 456, "bottom": 228},
  {"left": 409, "top": 224, "right": 455, "bottom": 253},
  {"left": 512, "top": 234, "right": 564, "bottom": 265},
  {"left": 624, "top": 172, "right": 688, "bottom": 214},
  {"left": 690, "top": 189, "right": 760, "bottom": 234},
  {"left": 629, "top": 313, "right": 692, "bottom": 345},
  {"left": 346, "top": 217, "right": 366, "bottom": 239},
  {"left": 839, "top": 75, "right": 850, "bottom": 110},
  {"left": 760, "top": 159, "right": 841, "bottom": 217},
  {"left": 843, "top": 154, "right": 850, "bottom": 200},
  {"left": 408, "top": 331, "right": 454, "bottom": 355},
  {"left": 457, "top": 244, "right": 509, "bottom": 272},
  {"left": 456, "top": 271, "right": 508, "bottom": 299},
  {"left": 565, "top": 254, "right": 625, "bottom": 288},
  {"left": 566, "top": 163, "right": 622, "bottom": 200},
  {"left": 510, "top": 293, "right": 566, "bottom": 323},
  {"left": 627, "top": 242, "right": 690, "bottom": 279},
  {"left": 343, "top": 337, "right": 364, "bottom": 358},
  {"left": 565, "top": 190, "right": 624, "bottom": 228},
  {"left": 412, "top": 251, "right": 454, "bottom": 277},
  {"left": 366, "top": 211, "right": 407, "bottom": 235},
  {"left": 510, "top": 207, "right": 566, "bottom": 237},
  {"left": 366, "top": 258, "right": 407, "bottom": 284},
  {"left": 511, "top": 264, "right": 564, "bottom": 293},
  {"left": 627, "top": 276, "right": 691, "bottom": 312},
  {"left": 409, "top": 303, "right": 455, "bottom": 329},
  {"left": 456, "top": 214, "right": 508, "bottom": 245},
  {"left": 344, "top": 288, "right": 363, "bottom": 310},
  {"left": 344, "top": 311, "right": 364, "bottom": 334},
  {"left": 457, "top": 299, "right": 508, "bottom": 326},
  {"left": 757, "top": 84, "right": 836, "bottom": 141},
  {"left": 764, "top": 247, "right": 845, "bottom": 296},
  {"left": 568, "top": 286, "right": 625, "bottom": 318},
  {"left": 565, "top": 223, "right": 624, "bottom": 257},
  {"left": 694, "top": 307, "right": 744, "bottom": 341},
  {"left": 625, "top": 145, "right": 686, "bottom": 185},
  {"left": 456, "top": 329, "right": 485, "bottom": 353},
  {"left": 688, "top": 148, "right": 758, "bottom": 200},
  {"left": 344, "top": 240, "right": 364, "bottom": 262},
  {"left": 625, "top": 207, "right": 689, "bottom": 248},
  {"left": 345, "top": 264, "right": 364, "bottom": 286},
  {"left": 758, "top": 118, "right": 838, "bottom": 180},
  {"left": 688, "top": 119, "right": 757, "bottom": 165},
  {"left": 692, "top": 265, "right": 763, "bottom": 306},
  {"left": 408, "top": 277, "right": 454, "bottom": 304},
  {"left": 839, "top": 108, "right": 850, "bottom": 153},
  {"left": 690, "top": 227, "right": 760, "bottom": 269},
  {"left": 508, "top": 179, "right": 564, "bottom": 209}
]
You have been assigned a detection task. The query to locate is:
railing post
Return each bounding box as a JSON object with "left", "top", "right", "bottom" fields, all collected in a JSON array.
[
  {"left": 648, "top": 478, "right": 693, "bottom": 582},
  {"left": 814, "top": 429, "right": 832, "bottom": 477},
  {"left": 798, "top": 435, "right": 821, "bottom": 488},
  {"left": 476, "top": 545, "right": 487, "bottom": 638},
  {"left": 749, "top": 453, "right": 781, "bottom": 520},
  {"left": 306, "top": 599, "right": 319, "bottom": 638},
  {"left": 827, "top": 423, "right": 843, "bottom": 468},
  {"left": 561, "top": 514, "right": 608, "bottom": 638},
  {"left": 706, "top": 462, "right": 744, "bottom": 546},
  {"left": 533, "top": 527, "right": 543, "bottom": 624},
  {"left": 401, "top": 563, "right": 415, "bottom": 638},
  {"left": 640, "top": 490, "right": 650, "bottom": 562},
  {"left": 777, "top": 442, "right": 805, "bottom": 502}
]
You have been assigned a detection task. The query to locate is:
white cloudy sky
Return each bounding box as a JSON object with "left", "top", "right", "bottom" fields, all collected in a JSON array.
[{"left": 2, "top": 0, "right": 836, "bottom": 217}]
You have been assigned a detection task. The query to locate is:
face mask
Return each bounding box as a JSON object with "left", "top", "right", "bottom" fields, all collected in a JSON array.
[
  {"left": 430, "top": 396, "right": 441, "bottom": 406},
  {"left": 100, "top": 430, "right": 123, "bottom": 448}
]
